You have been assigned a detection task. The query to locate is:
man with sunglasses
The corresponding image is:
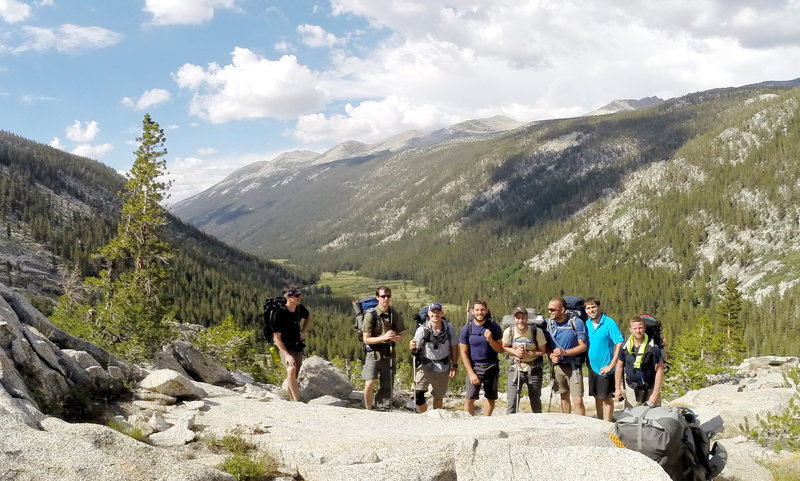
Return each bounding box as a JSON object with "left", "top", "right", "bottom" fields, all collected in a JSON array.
[
  {"left": 361, "top": 286, "right": 405, "bottom": 410},
  {"left": 545, "top": 297, "right": 587, "bottom": 415},
  {"left": 272, "top": 285, "right": 312, "bottom": 401}
]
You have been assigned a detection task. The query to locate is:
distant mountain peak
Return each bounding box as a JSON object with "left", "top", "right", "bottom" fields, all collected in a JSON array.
[{"left": 585, "top": 96, "right": 664, "bottom": 116}]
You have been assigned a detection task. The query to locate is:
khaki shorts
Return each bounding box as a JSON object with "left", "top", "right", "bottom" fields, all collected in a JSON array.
[
  {"left": 414, "top": 364, "right": 450, "bottom": 399},
  {"left": 553, "top": 364, "right": 584, "bottom": 398},
  {"left": 624, "top": 384, "right": 660, "bottom": 408},
  {"left": 281, "top": 350, "right": 303, "bottom": 371}
]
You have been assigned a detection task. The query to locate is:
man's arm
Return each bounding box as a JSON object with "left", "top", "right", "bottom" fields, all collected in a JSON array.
[
  {"left": 565, "top": 338, "right": 588, "bottom": 356},
  {"left": 614, "top": 358, "right": 624, "bottom": 400},
  {"left": 486, "top": 326, "right": 504, "bottom": 353},
  {"left": 273, "top": 332, "right": 294, "bottom": 367},
  {"left": 649, "top": 361, "right": 664, "bottom": 405},
  {"left": 460, "top": 343, "right": 477, "bottom": 378},
  {"left": 362, "top": 312, "right": 392, "bottom": 345},
  {"left": 449, "top": 342, "right": 459, "bottom": 378},
  {"left": 300, "top": 313, "right": 312, "bottom": 341},
  {"left": 600, "top": 341, "right": 622, "bottom": 375}
]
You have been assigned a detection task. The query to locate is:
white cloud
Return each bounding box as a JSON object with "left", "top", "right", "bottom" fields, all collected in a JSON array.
[
  {"left": 317, "top": 0, "right": 800, "bottom": 132},
  {"left": 174, "top": 47, "right": 329, "bottom": 123},
  {"left": 15, "top": 24, "right": 122, "bottom": 54},
  {"left": 144, "top": 0, "right": 238, "bottom": 26},
  {"left": 122, "top": 88, "right": 171, "bottom": 110},
  {"left": 71, "top": 143, "right": 113, "bottom": 158},
  {"left": 290, "top": 95, "right": 459, "bottom": 143},
  {"left": 274, "top": 40, "right": 291, "bottom": 53},
  {"left": 49, "top": 137, "right": 65, "bottom": 150},
  {"left": 21, "top": 94, "right": 56, "bottom": 103},
  {"left": 196, "top": 147, "right": 218, "bottom": 155},
  {"left": 0, "top": 0, "right": 31, "bottom": 23},
  {"left": 65, "top": 120, "right": 100, "bottom": 142},
  {"left": 297, "top": 24, "right": 338, "bottom": 48}
]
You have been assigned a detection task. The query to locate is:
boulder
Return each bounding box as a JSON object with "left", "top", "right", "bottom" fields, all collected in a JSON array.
[
  {"left": 195, "top": 394, "right": 671, "bottom": 481},
  {"left": 308, "top": 394, "right": 350, "bottom": 407},
  {"left": 0, "top": 409, "right": 232, "bottom": 481},
  {"left": 168, "top": 341, "right": 235, "bottom": 385},
  {"left": 715, "top": 436, "right": 774, "bottom": 481},
  {"left": 62, "top": 349, "right": 102, "bottom": 370},
  {"left": 670, "top": 383, "right": 796, "bottom": 434},
  {"left": 138, "top": 369, "right": 207, "bottom": 399},
  {"left": 147, "top": 424, "right": 196, "bottom": 447},
  {"left": 297, "top": 355, "right": 354, "bottom": 401},
  {"left": 154, "top": 349, "right": 191, "bottom": 378}
]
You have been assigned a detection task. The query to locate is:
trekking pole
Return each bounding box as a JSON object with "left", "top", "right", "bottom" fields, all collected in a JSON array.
[
  {"left": 515, "top": 358, "right": 521, "bottom": 413},
  {"left": 411, "top": 350, "right": 417, "bottom": 391},
  {"left": 547, "top": 360, "right": 555, "bottom": 412},
  {"left": 389, "top": 342, "right": 394, "bottom": 412}
]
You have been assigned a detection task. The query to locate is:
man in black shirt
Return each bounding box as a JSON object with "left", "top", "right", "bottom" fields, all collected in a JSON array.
[{"left": 272, "top": 285, "right": 312, "bottom": 401}]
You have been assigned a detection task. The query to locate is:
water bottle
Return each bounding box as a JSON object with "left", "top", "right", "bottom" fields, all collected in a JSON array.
[{"left": 270, "top": 345, "right": 281, "bottom": 365}]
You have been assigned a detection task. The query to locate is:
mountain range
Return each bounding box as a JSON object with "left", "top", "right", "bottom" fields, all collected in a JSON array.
[{"left": 172, "top": 79, "right": 800, "bottom": 353}]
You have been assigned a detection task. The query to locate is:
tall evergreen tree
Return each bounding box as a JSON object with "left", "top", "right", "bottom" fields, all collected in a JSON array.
[
  {"left": 717, "top": 278, "right": 745, "bottom": 363},
  {"left": 53, "top": 114, "right": 176, "bottom": 360}
]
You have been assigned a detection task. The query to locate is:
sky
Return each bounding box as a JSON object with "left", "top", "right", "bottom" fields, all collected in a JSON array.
[{"left": 2, "top": 1, "right": 800, "bottom": 203}]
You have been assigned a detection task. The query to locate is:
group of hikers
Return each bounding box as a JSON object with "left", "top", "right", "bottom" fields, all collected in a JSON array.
[{"left": 269, "top": 285, "right": 665, "bottom": 420}]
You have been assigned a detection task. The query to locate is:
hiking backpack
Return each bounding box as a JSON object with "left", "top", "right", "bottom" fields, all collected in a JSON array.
[
  {"left": 411, "top": 306, "right": 454, "bottom": 367},
  {"left": 641, "top": 313, "right": 665, "bottom": 350},
  {"left": 563, "top": 296, "right": 588, "bottom": 322},
  {"left": 500, "top": 308, "right": 543, "bottom": 349},
  {"left": 546, "top": 297, "right": 587, "bottom": 363},
  {"left": 262, "top": 296, "right": 287, "bottom": 344},
  {"left": 613, "top": 405, "right": 727, "bottom": 481},
  {"left": 413, "top": 306, "right": 452, "bottom": 344},
  {"left": 352, "top": 296, "right": 379, "bottom": 344}
]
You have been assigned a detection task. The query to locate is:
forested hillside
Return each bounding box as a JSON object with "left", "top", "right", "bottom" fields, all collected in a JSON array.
[
  {"left": 0, "top": 131, "right": 301, "bottom": 331},
  {"left": 175, "top": 84, "right": 800, "bottom": 357}
]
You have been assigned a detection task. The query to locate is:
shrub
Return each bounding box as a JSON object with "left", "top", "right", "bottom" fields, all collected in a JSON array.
[
  {"left": 741, "top": 367, "right": 800, "bottom": 452},
  {"left": 217, "top": 453, "right": 277, "bottom": 481}
]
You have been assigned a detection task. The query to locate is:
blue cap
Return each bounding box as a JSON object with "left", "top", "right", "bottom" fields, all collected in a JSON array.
[{"left": 428, "top": 302, "right": 443, "bottom": 312}]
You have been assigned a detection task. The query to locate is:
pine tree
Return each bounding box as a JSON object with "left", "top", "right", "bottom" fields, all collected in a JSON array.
[
  {"left": 717, "top": 278, "right": 745, "bottom": 363},
  {"left": 53, "top": 114, "right": 176, "bottom": 360},
  {"left": 665, "top": 315, "right": 727, "bottom": 398}
]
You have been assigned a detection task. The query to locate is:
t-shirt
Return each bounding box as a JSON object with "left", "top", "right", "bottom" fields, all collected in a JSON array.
[
  {"left": 544, "top": 317, "right": 588, "bottom": 365},
  {"left": 459, "top": 320, "right": 503, "bottom": 365},
  {"left": 618, "top": 338, "right": 664, "bottom": 389},
  {"left": 586, "top": 313, "right": 624, "bottom": 375},
  {"left": 362, "top": 306, "right": 405, "bottom": 352},
  {"left": 502, "top": 325, "right": 546, "bottom": 372},
  {"left": 413, "top": 321, "right": 457, "bottom": 373},
  {"left": 271, "top": 304, "right": 309, "bottom": 352}
]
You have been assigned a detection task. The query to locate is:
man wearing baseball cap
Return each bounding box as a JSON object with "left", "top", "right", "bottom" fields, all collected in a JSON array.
[
  {"left": 503, "top": 307, "right": 547, "bottom": 413},
  {"left": 409, "top": 302, "right": 458, "bottom": 412}
]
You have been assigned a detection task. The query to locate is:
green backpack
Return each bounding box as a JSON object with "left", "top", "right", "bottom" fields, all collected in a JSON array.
[{"left": 614, "top": 405, "right": 727, "bottom": 481}]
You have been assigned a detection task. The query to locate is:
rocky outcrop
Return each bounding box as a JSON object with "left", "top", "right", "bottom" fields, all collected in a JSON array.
[
  {"left": 1, "top": 284, "right": 796, "bottom": 481},
  {"left": 165, "top": 340, "right": 236, "bottom": 385},
  {"left": 296, "top": 355, "right": 354, "bottom": 401},
  {"left": 0, "top": 405, "right": 232, "bottom": 481}
]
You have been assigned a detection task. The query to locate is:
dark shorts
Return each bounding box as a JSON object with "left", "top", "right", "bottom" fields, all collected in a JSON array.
[
  {"left": 280, "top": 350, "right": 303, "bottom": 372},
  {"left": 465, "top": 363, "right": 499, "bottom": 400},
  {"left": 588, "top": 369, "right": 615, "bottom": 399}
]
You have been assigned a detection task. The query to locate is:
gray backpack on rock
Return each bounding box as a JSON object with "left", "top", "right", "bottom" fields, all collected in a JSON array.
[{"left": 614, "top": 405, "right": 727, "bottom": 481}]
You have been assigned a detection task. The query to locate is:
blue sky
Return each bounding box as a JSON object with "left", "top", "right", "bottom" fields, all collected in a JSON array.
[{"left": 2, "top": 1, "right": 799, "bottom": 202}]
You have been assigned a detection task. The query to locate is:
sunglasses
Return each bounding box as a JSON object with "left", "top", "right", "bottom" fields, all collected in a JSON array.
[
  {"left": 292, "top": 293, "right": 302, "bottom": 298},
  {"left": 378, "top": 295, "right": 391, "bottom": 299},
  {"left": 547, "top": 308, "right": 558, "bottom": 312}
]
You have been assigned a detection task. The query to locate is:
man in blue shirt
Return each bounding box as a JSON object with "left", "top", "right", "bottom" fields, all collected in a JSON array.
[
  {"left": 584, "top": 296, "right": 623, "bottom": 421},
  {"left": 459, "top": 299, "right": 504, "bottom": 416},
  {"left": 545, "top": 297, "right": 588, "bottom": 415}
]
